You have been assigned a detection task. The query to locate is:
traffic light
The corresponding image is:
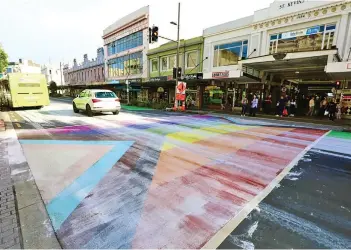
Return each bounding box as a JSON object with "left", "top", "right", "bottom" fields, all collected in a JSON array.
[
  {"left": 336, "top": 81, "right": 341, "bottom": 89},
  {"left": 151, "top": 26, "right": 159, "bottom": 43},
  {"left": 173, "top": 67, "right": 182, "bottom": 79}
]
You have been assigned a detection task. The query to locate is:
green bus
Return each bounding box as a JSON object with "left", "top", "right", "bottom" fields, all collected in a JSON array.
[{"left": 0, "top": 73, "right": 50, "bottom": 108}]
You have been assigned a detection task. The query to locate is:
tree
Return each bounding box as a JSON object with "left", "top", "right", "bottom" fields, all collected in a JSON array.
[
  {"left": 0, "top": 47, "right": 8, "bottom": 73},
  {"left": 49, "top": 81, "right": 58, "bottom": 94}
]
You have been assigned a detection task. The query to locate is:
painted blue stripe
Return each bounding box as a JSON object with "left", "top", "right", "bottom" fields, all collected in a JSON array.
[{"left": 43, "top": 140, "right": 134, "bottom": 231}]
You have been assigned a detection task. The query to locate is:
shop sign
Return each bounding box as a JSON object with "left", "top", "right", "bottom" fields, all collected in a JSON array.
[
  {"left": 212, "top": 71, "right": 229, "bottom": 78},
  {"left": 279, "top": 0, "right": 305, "bottom": 9},
  {"left": 149, "top": 76, "right": 168, "bottom": 82},
  {"left": 108, "top": 80, "right": 120, "bottom": 84},
  {"left": 282, "top": 26, "right": 319, "bottom": 39},
  {"left": 128, "top": 78, "right": 142, "bottom": 84},
  {"left": 183, "top": 73, "right": 203, "bottom": 80},
  {"left": 347, "top": 63, "right": 351, "bottom": 69},
  {"left": 176, "top": 81, "right": 187, "bottom": 101}
]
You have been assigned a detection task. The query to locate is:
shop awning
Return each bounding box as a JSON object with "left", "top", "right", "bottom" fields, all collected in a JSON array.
[
  {"left": 325, "top": 61, "right": 351, "bottom": 80},
  {"left": 240, "top": 49, "right": 339, "bottom": 83}
]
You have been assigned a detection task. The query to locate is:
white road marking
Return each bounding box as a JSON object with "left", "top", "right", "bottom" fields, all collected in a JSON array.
[{"left": 202, "top": 130, "right": 331, "bottom": 249}]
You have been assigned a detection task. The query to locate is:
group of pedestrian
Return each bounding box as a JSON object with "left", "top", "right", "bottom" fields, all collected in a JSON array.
[
  {"left": 241, "top": 94, "right": 258, "bottom": 117},
  {"left": 273, "top": 95, "right": 297, "bottom": 117},
  {"left": 307, "top": 96, "right": 340, "bottom": 121}
]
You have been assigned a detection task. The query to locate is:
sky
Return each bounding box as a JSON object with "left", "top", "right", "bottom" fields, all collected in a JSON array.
[{"left": 0, "top": 0, "right": 273, "bottom": 66}]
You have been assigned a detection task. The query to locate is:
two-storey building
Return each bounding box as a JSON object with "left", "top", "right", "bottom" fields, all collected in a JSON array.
[
  {"left": 63, "top": 47, "right": 105, "bottom": 96},
  {"left": 203, "top": 0, "right": 351, "bottom": 113},
  {"left": 146, "top": 36, "right": 205, "bottom": 108}
]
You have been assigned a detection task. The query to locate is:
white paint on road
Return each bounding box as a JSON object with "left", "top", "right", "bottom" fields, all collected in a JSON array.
[{"left": 202, "top": 130, "right": 331, "bottom": 249}]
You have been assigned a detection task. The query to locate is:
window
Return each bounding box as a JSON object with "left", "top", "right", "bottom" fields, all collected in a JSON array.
[
  {"left": 168, "top": 55, "right": 176, "bottom": 69},
  {"left": 107, "top": 31, "right": 143, "bottom": 56},
  {"left": 213, "top": 40, "right": 248, "bottom": 67},
  {"left": 95, "top": 91, "right": 116, "bottom": 98},
  {"left": 269, "top": 24, "right": 336, "bottom": 54},
  {"left": 151, "top": 59, "right": 158, "bottom": 72},
  {"left": 107, "top": 51, "right": 143, "bottom": 77},
  {"left": 186, "top": 51, "right": 198, "bottom": 68},
  {"left": 161, "top": 57, "right": 168, "bottom": 71}
]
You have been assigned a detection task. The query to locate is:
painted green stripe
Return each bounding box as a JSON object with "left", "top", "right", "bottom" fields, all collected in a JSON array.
[{"left": 328, "top": 131, "right": 351, "bottom": 140}]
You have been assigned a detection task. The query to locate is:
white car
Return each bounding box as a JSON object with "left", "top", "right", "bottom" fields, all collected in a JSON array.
[{"left": 73, "top": 89, "right": 121, "bottom": 116}]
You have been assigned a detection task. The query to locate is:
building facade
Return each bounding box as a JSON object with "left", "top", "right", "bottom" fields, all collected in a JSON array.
[
  {"left": 63, "top": 48, "right": 105, "bottom": 90},
  {"left": 202, "top": 0, "right": 351, "bottom": 114},
  {"left": 147, "top": 36, "right": 204, "bottom": 107},
  {"left": 41, "top": 63, "right": 65, "bottom": 86},
  {"left": 102, "top": 6, "right": 149, "bottom": 102},
  {"left": 6, "top": 59, "right": 41, "bottom": 74}
]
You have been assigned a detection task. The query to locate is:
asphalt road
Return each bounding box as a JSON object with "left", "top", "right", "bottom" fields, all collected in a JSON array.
[{"left": 6, "top": 99, "right": 351, "bottom": 249}]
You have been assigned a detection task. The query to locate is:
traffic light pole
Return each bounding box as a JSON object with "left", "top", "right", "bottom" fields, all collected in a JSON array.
[{"left": 174, "top": 2, "right": 180, "bottom": 109}]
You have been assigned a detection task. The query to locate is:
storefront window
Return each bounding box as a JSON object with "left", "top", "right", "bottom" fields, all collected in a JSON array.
[
  {"left": 270, "top": 24, "right": 336, "bottom": 54},
  {"left": 151, "top": 59, "right": 158, "bottom": 72},
  {"left": 108, "top": 51, "right": 142, "bottom": 77},
  {"left": 161, "top": 57, "right": 168, "bottom": 71},
  {"left": 186, "top": 51, "right": 198, "bottom": 68},
  {"left": 213, "top": 40, "right": 248, "bottom": 67}
]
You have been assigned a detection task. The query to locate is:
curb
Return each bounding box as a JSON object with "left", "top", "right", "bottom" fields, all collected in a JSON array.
[
  {"left": 1, "top": 112, "right": 62, "bottom": 249},
  {"left": 0, "top": 119, "right": 5, "bottom": 131},
  {"left": 0, "top": 111, "right": 5, "bottom": 131}
]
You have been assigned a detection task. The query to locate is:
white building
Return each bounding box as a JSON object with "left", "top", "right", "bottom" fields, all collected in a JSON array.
[
  {"left": 6, "top": 59, "right": 41, "bottom": 74},
  {"left": 202, "top": 0, "right": 351, "bottom": 115},
  {"left": 41, "top": 63, "right": 65, "bottom": 86},
  {"left": 102, "top": 6, "right": 149, "bottom": 101}
]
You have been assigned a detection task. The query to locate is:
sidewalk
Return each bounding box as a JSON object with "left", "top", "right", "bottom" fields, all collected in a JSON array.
[
  {"left": 0, "top": 111, "right": 61, "bottom": 249},
  {"left": 184, "top": 109, "right": 351, "bottom": 131}
]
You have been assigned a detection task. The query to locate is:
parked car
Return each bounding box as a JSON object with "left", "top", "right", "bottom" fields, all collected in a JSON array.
[{"left": 73, "top": 89, "right": 121, "bottom": 116}]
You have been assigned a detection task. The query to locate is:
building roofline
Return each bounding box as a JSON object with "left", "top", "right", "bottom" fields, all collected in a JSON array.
[{"left": 147, "top": 37, "right": 203, "bottom": 56}]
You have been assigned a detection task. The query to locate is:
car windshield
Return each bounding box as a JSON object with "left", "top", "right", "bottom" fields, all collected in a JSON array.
[{"left": 95, "top": 92, "right": 116, "bottom": 98}]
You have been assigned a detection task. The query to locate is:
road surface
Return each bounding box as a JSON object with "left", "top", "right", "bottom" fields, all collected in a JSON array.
[{"left": 6, "top": 99, "right": 351, "bottom": 249}]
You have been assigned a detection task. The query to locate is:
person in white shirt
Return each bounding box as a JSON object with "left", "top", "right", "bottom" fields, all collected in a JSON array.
[
  {"left": 290, "top": 98, "right": 296, "bottom": 117},
  {"left": 250, "top": 95, "right": 258, "bottom": 117},
  {"left": 306, "top": 96, "right": 315, "bottom": 116}
]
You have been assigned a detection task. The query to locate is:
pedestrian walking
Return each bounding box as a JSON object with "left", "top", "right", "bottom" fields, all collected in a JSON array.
[
  {"left": 250, "top": 95, "right": 258, "bottom": 117},
  {"left": 264, "top": 94, "right": 272, "bottom": 114},
  {"left": 241, "top": 97, "right": 248, "bottom": 116},
  {"left": 290, "top": 98, "right": 296, "bottom": 117},
  {"left": 221, "top": 96, "right": 225, "bottom": 110},
  {"left": 336, "top": 102, "right": 342, "bottom": 120},
  {"left": 318, "top": 97, "right": 328, "bottom": 118},
  {"left": 306, "top": 96, "right": 315, "bottom": 116},
  {"left": 328, "top": 98, "right": 337, "bottom": 121},
  {"left": 278, "top": 96, "right": 286, "bottom": 117}
]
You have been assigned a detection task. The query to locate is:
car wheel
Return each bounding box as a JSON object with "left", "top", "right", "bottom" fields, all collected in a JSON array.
[
  {"left": 86, "top": 104, "right": 93, "bottom": 117},
  {"left": 73, "top": 103, "right": 79, "bottom": 113},
  {"left": 112, "top": 111, "right": 119, "bottom": 115}
]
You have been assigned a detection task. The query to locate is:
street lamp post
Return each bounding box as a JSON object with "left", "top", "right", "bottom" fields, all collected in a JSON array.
[{"left": 171, "top": 3, "right": 181, "bottom": 109}]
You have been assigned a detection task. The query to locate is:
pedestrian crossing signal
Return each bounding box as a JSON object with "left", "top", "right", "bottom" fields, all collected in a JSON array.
[{"left": 336, "top": 81, "right": 341, "bottom": 89}]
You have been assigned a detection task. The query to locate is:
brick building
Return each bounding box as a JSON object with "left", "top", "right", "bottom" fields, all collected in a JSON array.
[{"left": 63, "top": 47, "right": 105, "bottom": 87}]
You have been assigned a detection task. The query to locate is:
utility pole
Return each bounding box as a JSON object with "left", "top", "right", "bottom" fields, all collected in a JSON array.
[
  {"left": 174, "top": 2, "right": 180, "bottom": 109},
  {"left": 60, "top": 62, "right": 63, "bottom": 86}
]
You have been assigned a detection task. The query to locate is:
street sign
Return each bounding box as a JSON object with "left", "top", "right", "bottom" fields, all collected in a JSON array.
[{"left": 176, "top": 81, "right": 186, "bottom": 101}]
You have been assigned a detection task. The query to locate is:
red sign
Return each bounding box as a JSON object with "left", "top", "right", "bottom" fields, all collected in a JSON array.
[{"left": 176, "top": 81, "right": 186, "bottom": 101}]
